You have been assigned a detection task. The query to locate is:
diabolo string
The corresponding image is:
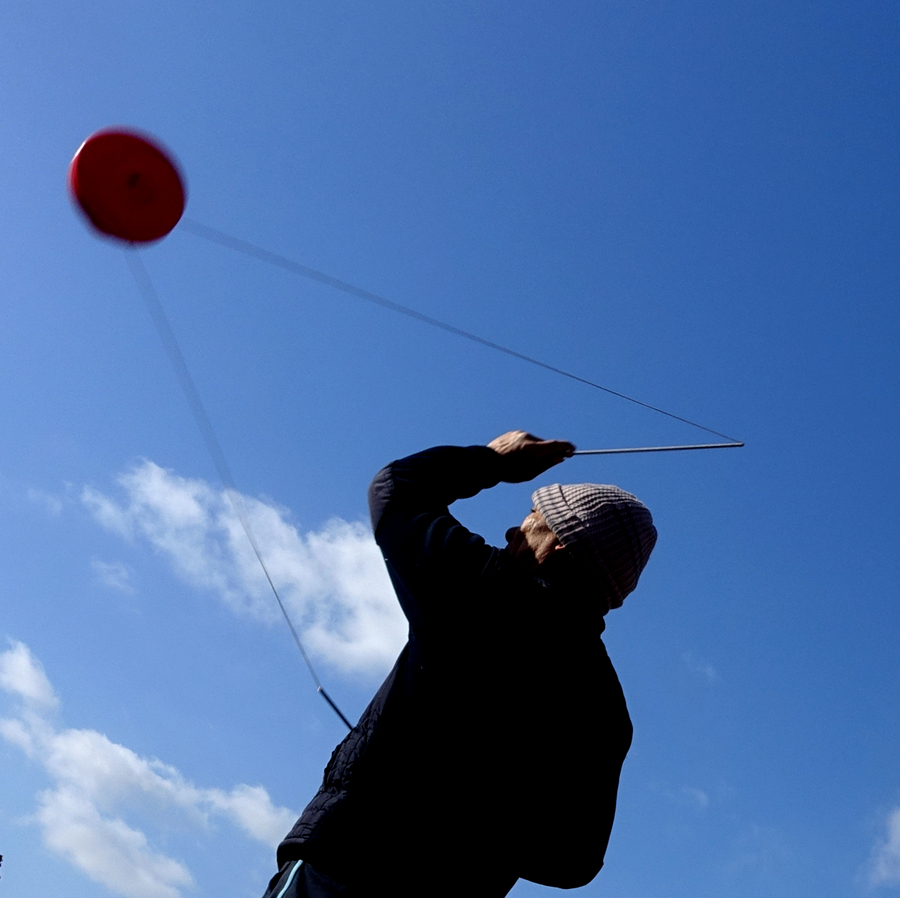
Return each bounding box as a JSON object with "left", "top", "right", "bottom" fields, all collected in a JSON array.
[
  {"left": 179, "top": 218, "right": 743, "bottom": 447},
  {"left": 124, "top": 248, "right": 353, "bottom": 731}
]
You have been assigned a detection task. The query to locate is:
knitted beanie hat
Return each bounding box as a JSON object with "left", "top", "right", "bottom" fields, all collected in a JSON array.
[{"left": 531, "top": 483, "right": 657, "bottom": 609}]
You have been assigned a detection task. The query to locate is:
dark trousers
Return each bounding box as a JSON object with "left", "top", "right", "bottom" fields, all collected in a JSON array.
[
  {"left": 262, "top": 860, "right": 347, "bottom": 898},
  {"left": 262, "top": 859, "right": 518, "bottom": 898}
]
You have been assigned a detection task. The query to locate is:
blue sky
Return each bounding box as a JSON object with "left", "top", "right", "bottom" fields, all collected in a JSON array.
[{"left": 1, "top": 2, "right": 899, "bottom": 896}]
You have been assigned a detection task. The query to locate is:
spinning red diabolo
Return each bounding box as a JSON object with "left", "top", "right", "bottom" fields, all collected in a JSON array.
[{"left": 69, "top": 129, "right": 185, "bottom": 243}]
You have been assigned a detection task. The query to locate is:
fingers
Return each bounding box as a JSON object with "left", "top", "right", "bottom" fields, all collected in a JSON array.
[
  {"left": 487, "top": 431, "right": 576, "bottom": 482},
  {"left": 534, "top": 442, "right": 576, "bottom": 474},
  {"left": 525, "top": 438, "right": 576, "bottom": 464},
  {"left": 487, "top": 431, "right": 575, "bottom": 457},
  {"left": 540, "top": 438, "right": 576, "bottom": 458},
  {"left": 487, "top": 430, "right": 535, "bottom": 454}
]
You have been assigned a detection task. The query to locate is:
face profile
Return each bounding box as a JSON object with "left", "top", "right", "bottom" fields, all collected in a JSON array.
[{"left": 504, "top": 508, "right": 565, "bottom": 570}]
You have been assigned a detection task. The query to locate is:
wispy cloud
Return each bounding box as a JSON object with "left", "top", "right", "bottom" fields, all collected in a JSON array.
[
  {"left": 0, "top": 641, "right": 297, "bottom": 898},
  {"left": 868, "top": 807, "right": 900, "bottom": 887},
  {"left": 81, "top": 460, "right": 407, "bottom": 676},
  {"left": 682, "top": 651, "right": 721, "bottom": 684},
  {"left": 91, "top": 559, "right": 136, "bottom": 593},
  {"left": 27, "top": 487, "right": 65, "bottom": 517},
  {"left": 724, "top": 821, "right": 791, "bottom": 879},
  {"left": 678, "top": 786, "right": 710, "bottom": 809},
  {"left": 655, "top": 780, "right": 711, "bottom": 811}
]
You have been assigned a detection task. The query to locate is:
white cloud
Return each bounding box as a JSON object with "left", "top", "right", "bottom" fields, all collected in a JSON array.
[
  {"left": 0, "top": 641, "right": 298, "bottom": 898},
  {"left": 44, "top": 727, "right": 194, "bottom": 812},
  {"left": 869, "top": 807, "right": 900, "bottom": 887},
  {"left": 36, "top": 785, "right": 194, "bottom": 898},
  {"left": 0, "top": 640, "right": 59, "bottom": 709},
  {"left": 205, "top": 784, "right": 297, "bottom": 845},
  {"left": 0, "top": 714, "right": 37, "bottom": 754},
  {"left": 81, "top": 460, "right": 407, "bottom": 676},
  {"left": 92, "top": 559, "right": 136, "bottom": 593},
  {"left": 82, "top": 485, "right": 136, "bottom": 539}
]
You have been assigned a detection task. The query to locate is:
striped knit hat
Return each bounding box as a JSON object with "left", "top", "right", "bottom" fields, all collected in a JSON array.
[{"left": 531, "top": 483, "right": 657, "bottom": 609}]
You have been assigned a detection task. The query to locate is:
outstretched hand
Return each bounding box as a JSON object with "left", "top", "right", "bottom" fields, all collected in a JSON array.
[{"left": 487, "top": 430, "right": 575, "bottom": 483}]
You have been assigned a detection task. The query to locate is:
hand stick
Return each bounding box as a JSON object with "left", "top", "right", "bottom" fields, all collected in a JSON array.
[{"left": 573, "top": 442, "right": 744, "bottom": 455}]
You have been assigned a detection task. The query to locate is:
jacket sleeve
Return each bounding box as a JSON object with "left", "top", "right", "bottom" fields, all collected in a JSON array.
[{"left": 367, "top": 444, "right": 518, "bottom": 642}]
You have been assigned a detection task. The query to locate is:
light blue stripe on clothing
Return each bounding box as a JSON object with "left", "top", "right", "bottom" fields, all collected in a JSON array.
[{"left": 274, "top": 859, "right": 303, "bottom": 898}]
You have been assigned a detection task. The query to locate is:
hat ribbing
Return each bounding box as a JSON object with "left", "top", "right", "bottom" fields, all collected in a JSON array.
[{"left": 532, "top": 483, "right": 657, "bottom": 608}]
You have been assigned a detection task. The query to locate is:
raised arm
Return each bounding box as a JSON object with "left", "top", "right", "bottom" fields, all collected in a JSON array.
[
  {"left": 366, "top": 432, "right": 574, "bottom": 643},
  {"left": 368, "top": 431, "right": 574, "bottom": 534}
]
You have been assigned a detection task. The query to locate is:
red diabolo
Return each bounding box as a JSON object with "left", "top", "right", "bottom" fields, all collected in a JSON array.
[{"left": 69, "top": 128, "right": 186, "bottom": 243}]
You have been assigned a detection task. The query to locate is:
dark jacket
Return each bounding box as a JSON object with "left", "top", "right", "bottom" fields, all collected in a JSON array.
[{"left": 276, "top": 445, "right": 633, "bottom": 894}]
